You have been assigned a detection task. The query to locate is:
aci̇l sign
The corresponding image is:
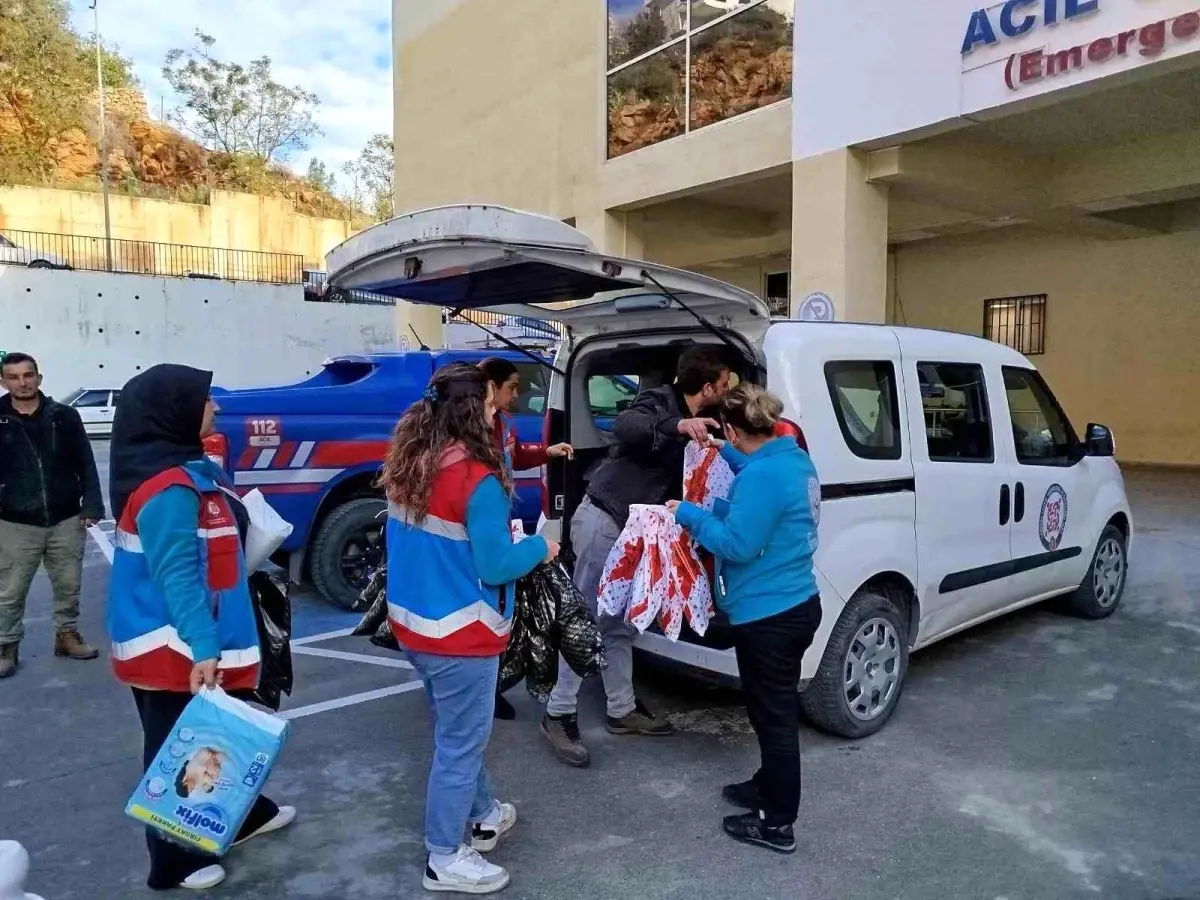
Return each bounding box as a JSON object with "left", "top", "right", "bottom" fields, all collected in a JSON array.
[{"left": 961, "top": 0, "right": 1100, "bottom": 54}]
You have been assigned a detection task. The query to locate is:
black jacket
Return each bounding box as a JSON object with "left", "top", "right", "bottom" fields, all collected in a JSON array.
[
  {"left": 586, "top": 384, "right": 714, "bottom": 527},
  {"left": 0, "top": 393, "right": 105, "bottom": 527}
]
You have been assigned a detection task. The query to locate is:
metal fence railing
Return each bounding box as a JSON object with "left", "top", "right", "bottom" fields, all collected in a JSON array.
[{"left": 0, "top": 229, "right": 305, "bottom": 284}]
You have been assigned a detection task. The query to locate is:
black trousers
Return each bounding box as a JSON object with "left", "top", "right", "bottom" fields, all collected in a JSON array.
[
  {"left": 732, "top": 599, "right": 823, "bottom": 827},
  {"left": 132, "top": 688, "right": 279, "bottom": 891}
]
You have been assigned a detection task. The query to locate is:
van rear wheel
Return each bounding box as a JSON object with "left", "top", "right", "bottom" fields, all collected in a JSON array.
[
  {"left": 310, "top": 498, "right": 387, "bottom": 610},
  {"left": 800, "top": 588, "right": 910, "bottom": 739}
]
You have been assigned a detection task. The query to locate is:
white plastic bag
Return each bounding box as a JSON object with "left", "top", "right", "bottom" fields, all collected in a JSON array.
[{"left": 242, "top": 489, "right": 293, "bottom": 572}]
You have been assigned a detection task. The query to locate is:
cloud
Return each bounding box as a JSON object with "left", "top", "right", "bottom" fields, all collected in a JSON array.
[{"left": 69, "top": 0, "right": 393, "bottom": 181}]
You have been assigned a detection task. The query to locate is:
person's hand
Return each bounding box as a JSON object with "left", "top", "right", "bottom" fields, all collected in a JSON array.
[
  {"left": 703, "top": 435, "right": 725, "bottom": 450},
  {"left": 546, "top": 443, "right": 575, "bottom": 460},
  {"left": 665, "top": 500, "right": 681, "bottom": 515},
  {"left": 189, "top": 659, "right": 221, "bottom": 694},
  {"left": 543, "top": 538, "right": 561, "bottom": 564},
  {"left": 80, "top": 517, "right": 97, "bottom": 528},
  {"left": 677, "top": 418, "right": 720, "bottom": 443}
]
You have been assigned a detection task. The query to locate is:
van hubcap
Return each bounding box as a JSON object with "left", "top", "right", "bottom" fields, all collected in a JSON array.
[
  {"left": 1092, "top": 538, "right": 1126, "bottom": 608},
  {"left": 844, "top": 618, "right": 901, "bottom": 722}
]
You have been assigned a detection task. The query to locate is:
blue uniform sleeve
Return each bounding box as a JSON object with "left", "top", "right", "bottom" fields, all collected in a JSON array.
[
  {"left": 675, "top": 466, "right": 783, "bottom": 564},
  {"left": 136, "top": 487, "right": 221, "bottom": 664},
  {"left": 466, "top": 475, "right": 548, "bottom": 586},
  {"left": 719, "top": 441, "right": 751, "bottom": 473}
]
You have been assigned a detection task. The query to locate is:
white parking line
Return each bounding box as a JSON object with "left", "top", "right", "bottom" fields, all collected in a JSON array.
[
  {"left": 291, "top": 627, "right": 355, "bottom": 646},
  {"left": 87, "top": 524, "right": 114, "bottom": 564},
  {"left": 292, "top": 645, "right": 413, "bottom": 669},
  {"left": 279, "top": 681, "right": 425, "bottom": 720}
]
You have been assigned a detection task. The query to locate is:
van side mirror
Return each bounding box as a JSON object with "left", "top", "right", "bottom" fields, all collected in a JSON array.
[{"left": 1085, "top": 423, "right": 1115, "bottom": 457}]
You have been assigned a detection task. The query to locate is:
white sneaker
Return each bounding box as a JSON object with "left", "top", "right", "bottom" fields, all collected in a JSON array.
[
  {"left": 470, "top": 802, "right": 517, "bottom": 852},
  {"left": 180, "top": 865, "right": 226, "bottom": 891},
  {"left": 423, "top": 845, "right": 510, "bottom": 894},
  {"left": 233, "top": 805, "right": 297, "bottom": 847}
]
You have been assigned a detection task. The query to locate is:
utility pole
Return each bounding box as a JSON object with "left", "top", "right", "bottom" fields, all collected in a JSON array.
[{"left": 91, "top": 0, "right": 113, "bottom": 272}]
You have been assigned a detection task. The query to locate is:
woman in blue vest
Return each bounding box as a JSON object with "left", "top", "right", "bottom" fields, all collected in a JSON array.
[
  {"left": 381, "top": 363, "right": 557, "bottom": 894},
  {"left": 669, "top": 384, "right": 823, "bottom": 855},
  {"left": 107, "top": 364, "right": 295, "bottom": 892}
]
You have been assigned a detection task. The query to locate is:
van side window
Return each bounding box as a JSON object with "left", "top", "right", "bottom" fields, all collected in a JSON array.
[
  {"left": 588, "top": 374, "right": 640, "bottom": 418},
  {"left": 1002, "top": 366, "right": 1077, "bottom": 465},
  {"left": 918, "top": 362, "right": 994, "bottom": 463},
  {"left": 513, "top": 363, "right": 548, "bottom": 415},
  {"left": 824, "top": 361, "right": 902, "bottom": 460}
]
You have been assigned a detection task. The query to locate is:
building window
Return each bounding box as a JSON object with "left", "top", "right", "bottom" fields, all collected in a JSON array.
[
  {"left": 606, "top": 0, "right": 794, "bottom": 159},
  {"left": 984, "top": 294, "right": 1046, "bottom": 356},
  {"left": 824, "top": 361, "right": 903, "bottom": 461},
  {"left": 764, "top": 271, "right": 789, "bottom": 317}
]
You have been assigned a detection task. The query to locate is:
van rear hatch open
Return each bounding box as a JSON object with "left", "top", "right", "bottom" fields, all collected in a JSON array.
[{"left": 324, "top": 205, "right": 771, "bottom": 340}]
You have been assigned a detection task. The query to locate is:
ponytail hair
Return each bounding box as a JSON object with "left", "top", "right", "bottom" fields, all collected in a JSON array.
[{"left": 720, "top": 384, "right": 784, "bottom": 437}]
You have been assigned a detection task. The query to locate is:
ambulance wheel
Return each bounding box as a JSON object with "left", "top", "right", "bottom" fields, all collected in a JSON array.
[
  {"left": 1061, "top": 525, "right": 1127, "bottom": 620},
  {"left": 310, "top": 498, "right": 387, "bottom": 610},
  {"left": 800, "top": 589, "right": 909, "bottom": 740}
]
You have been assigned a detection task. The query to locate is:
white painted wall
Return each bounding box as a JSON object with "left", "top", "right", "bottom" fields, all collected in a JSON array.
[
  {"left": 792, "top": 0, "right": 1200, "bottom": 159},
  {"left": 0, "top": 268, "right": 399, "bottom": 401}
]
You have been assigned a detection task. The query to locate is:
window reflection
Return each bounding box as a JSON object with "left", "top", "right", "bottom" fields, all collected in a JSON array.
[
  {"left": 607, "top": 43, "right": 686, "bottom": 158},
  {"left": 608, "top": 0, "right": 687, "bottom": 69},
  {"left": 689, "top": 1, "right": 793, "bottom": 132},
  {"left": 689, "top": 0, "right": 759, "bottom": 30}
]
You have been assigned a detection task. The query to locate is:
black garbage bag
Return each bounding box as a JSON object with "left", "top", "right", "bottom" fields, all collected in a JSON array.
[
  {"left": 351, "top": 565, "right": 402, "bottom": 651},
  {"left": 515, "top": 564, "right": 559, "bottom": 702},
  {"left": 545, "top": 559, "right": 606, "bottom": 679},
  {"left": 246, "top": 571, "right": 293, "bottom": 711}
]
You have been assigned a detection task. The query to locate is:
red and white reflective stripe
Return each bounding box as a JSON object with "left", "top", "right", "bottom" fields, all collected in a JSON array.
[
  {"left": 253, "top": 449, "right": 277, "bottom": 469},
  {"left": 387, "top": 601, "right": 511, "bottom": 641},
  {"left": 110, "top": 624, "right": 261, "bottom": 668},
  {"left": 291, "top": 441, "right": 316, "bottom": 468},
  {"left": 198, "top": 526, "right": 240, "bottom": 540}
]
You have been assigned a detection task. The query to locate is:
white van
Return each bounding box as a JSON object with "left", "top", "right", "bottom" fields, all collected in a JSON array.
[{"left": 327, "top": 206, "right": 1132, "bottom": 739}]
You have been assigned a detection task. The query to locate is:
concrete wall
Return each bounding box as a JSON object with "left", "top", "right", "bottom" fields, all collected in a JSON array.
[
  {"left": 891, "top": 226, "right": 1200, "bottom": 466},
  {"left": 0, "top": 268, "right": 399, "bottom": 401},
  {"left": 0, "top": 187, "right": 352, "bottom": 268}
]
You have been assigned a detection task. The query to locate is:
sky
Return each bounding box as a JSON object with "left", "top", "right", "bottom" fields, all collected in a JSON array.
[{"left": 68, "top": 0, "right": 394, "bottom": 181}]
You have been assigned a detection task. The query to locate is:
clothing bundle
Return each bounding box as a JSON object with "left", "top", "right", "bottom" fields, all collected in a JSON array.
[{"left": 596, "top": 443, "right": 734, "bottom": 640}]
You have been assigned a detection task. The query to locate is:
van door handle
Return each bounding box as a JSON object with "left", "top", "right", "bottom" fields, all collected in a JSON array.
[
  {"left": 999, "top": 484, "right": 1011, "bottom": 526},
  {"left": 1014, "top": 482, "right": 1025, "bottom": 523}
]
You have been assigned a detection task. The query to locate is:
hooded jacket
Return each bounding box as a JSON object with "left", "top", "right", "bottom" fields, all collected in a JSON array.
[
  {"left": 386, "top": 443, "right": 547, "bottom": 657},
  {"left": 0, "top": 393, "right": 104, "bottom": 527},
  {"left": 105, "top": 365, "right": 259, "bottom": 692}
]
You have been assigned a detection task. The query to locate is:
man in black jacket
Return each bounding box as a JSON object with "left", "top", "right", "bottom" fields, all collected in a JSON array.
[
  {"left": 541, "top": 345, "right": 731, "bottom": 766},
  {"left": 0, "top": 352, "right": 105, "bottom": 678}
]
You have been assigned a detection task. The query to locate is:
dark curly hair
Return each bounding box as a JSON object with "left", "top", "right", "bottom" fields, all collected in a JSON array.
[{"left": 379, "top": 363, "right": 511, "bottom": 521}]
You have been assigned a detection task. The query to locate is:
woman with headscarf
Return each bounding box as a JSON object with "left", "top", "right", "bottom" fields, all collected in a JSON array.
[
  {"left": 107, "top": 364, "right": 295, "bottom": 892},
  {"left": 382, "top": 363, "right": 557, "bottom": 894}
]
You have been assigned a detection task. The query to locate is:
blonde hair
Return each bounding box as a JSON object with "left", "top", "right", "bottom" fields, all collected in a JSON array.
[{"left": 721, "top": 384, "right": 784, "bottom": 436}]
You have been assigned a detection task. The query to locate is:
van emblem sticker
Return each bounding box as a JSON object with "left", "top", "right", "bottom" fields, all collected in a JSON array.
[
  {"left": 798, "top": 292, "right": 835, "bottom": 322},
  {"left": 1039, "top": 484, "right": 1068, "bottom": 551}
]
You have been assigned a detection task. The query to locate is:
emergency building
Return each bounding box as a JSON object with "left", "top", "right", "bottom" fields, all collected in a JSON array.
[{"left": 392, "top": 0, "right": 1200, "bottom": 465}]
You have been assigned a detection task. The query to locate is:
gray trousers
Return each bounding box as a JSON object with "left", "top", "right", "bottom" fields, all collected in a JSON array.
[
  {"left": 546, "top": 497, "right": 636, "bottom": 719},
  {"left": 0, "top": 517, "right": 85, "bottom": 645}
]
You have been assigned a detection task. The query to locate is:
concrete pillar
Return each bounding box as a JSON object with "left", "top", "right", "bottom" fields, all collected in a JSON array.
[
  {"left": 396, "top": 302, "right": 447, "bottom": 350},
  {"left": 790, "top": 149, "right": 889, "bottom": 323},
  {"left": 575, "top": 208, "right": 645, "bottom": 259}
]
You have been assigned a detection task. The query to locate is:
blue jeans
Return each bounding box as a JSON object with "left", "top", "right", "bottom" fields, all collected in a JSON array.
[{"left": 406, "top": 650, "right": 499, "bottom": 854}]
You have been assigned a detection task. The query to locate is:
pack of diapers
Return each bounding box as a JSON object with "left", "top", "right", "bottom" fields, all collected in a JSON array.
[{"left": 125, "top": 687, "right": 288, "bottom": 856}]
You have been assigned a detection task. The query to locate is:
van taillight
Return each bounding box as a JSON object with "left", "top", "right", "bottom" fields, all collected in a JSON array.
[
  {"left": 203, "top": 433, "right": 229, "bottom": 471},
  {"left": 775, "top": 418, "right": 808, "bottom": 452}
]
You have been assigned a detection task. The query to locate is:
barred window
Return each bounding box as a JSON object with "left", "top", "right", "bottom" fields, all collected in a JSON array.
[{"left": 984, "top": 294, "right": 1046, "bottom": 356}]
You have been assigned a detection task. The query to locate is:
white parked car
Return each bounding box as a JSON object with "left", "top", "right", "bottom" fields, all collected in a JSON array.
[
  {"left": 64, "top": 388, "right": 121, "bottom": 437},
  {"left": 327, "top": 206, "right": 1132, "bottom": 739},
  {"left": 0, "top": 233, "right": 69, "bottom": 269}
]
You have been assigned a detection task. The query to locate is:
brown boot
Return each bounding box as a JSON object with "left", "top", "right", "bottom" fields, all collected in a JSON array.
[
  {"left": 54, "top": 630, "right": 99, "bottom": 660},
  {"left": 0, "top": 643, "right": 17, "bottom": 678}
]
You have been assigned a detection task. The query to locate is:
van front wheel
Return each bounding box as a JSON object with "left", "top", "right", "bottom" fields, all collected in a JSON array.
[
  {"left": 800, "top": 589, "right": 910, "bottom": 739},
  {"left": 1061, "top": 525, "right": 1127, "bottom": 620}
]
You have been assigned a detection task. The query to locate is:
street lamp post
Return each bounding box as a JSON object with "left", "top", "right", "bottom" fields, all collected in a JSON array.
[{"left": 91, "top": 0, "right": 113, "bottom": 272}]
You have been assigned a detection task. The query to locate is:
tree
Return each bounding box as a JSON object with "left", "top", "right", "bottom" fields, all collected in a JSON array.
[
  {"left": 0, "top": 0, "right": 134, "bottom": 182},
  {"left": 304, "top": 157, "right": 336, "bottom": 193},
  {"left": 355, "top": 133, "right": 395, "bottom": 221},
  {"left": 163, "top": 30, "right": 320, "bottom": 162}
]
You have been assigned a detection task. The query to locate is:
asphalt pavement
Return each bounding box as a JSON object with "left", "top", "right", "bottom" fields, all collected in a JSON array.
[{"left": 2, "top": 461, "right": 1199, "bottom": 899}]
